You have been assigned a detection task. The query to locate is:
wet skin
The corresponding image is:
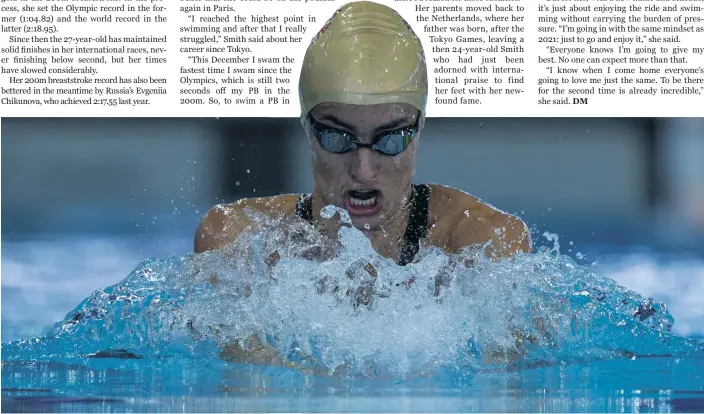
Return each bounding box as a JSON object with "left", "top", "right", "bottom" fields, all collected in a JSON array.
[
  {"left": 195, "top": 103, "right": 532, "bottom": 262},
  {"left": 194, "top": 102, "right": 533, "bottom": 367}
]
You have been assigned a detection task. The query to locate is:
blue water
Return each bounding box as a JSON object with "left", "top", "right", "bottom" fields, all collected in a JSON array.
[
  {"left": 3, "top": 215, "right": 704, "bottom": 412},
  {"left": 3, "top": 357, "right": 704, "bottom": 412}
]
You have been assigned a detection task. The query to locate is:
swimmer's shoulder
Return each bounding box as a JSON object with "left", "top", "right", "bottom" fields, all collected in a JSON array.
[
  {"left": 426, "top": 184, "right": 532, "bottom": 258},
  {"left": 194, "top": 193, "right": 302, "bottom": 253}
]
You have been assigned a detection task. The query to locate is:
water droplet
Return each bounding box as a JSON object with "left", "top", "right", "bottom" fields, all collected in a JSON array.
[
  {"left": 464, "top": 210, "right": 470, "bottom": 217},
  {"left": 235, "top": 181, "right": 240, "bottom": 186},
  {"left": 246, "top": 169, "right": 250, "bottom": 174},
  {"left": 364, "top": 223, "right": 370, "bottom": 230}
]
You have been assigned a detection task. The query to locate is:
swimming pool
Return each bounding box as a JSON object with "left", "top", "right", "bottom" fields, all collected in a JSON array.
[
  {"left": 2, "top": 229, "right": 704, "bottom": 412},
  {"left": 3, "top": 356, "right": 703, "bottom": 412}
]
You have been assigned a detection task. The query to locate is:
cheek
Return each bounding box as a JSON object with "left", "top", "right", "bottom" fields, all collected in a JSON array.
[
  {"left": 380, "top": 151, "right": 415, "bottom": 176},
  {"left": 308, "top": 139, "right": 318, "bottom": 163},
  {"left": 312, "top": 151, "right": 350, "bottom": 181}
]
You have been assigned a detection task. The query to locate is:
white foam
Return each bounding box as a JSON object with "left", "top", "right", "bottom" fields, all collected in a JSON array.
[
  {"left": 1, "top": 236, "right": 190, "bottom": 341},
  {"left": 598, "top": 254, "right": 704, "bottom": 337},
  {"left": 3, "top": 219, "right": 702, "bottom": 375}
]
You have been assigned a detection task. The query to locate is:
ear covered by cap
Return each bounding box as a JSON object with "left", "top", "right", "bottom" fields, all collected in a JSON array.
[{"left": 299, "top": 1, "right": 428, "bottom": 115}]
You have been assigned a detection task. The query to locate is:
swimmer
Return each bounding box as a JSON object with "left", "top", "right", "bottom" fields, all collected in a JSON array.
[
  {"left": 195, "top": 0, "right": 532, "bottom": 264},
  {"left": 194, "top": 1, "right": 533, "bottom": 367}
]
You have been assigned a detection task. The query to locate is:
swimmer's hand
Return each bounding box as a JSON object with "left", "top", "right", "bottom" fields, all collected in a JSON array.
[
  {"left": 219, "top": 335, "right": 350, "bottom": 376},
  {"left": 480, "top": 326, "right": 546, "bottom": 365},
  {"left": 311, "top": 259, "right": 379, "bottom": 309},
  {"left": 431, "top": 256, "right": 476, "bottom": 297},
  {"left": 345, "top": 259, "right": 378, "bottom": 309},
  {"left": 272, "top": 212, "right": 341, "bottom": 263},
  {"left": 219, "top": 335, "right": 286, "bottom": 366}
]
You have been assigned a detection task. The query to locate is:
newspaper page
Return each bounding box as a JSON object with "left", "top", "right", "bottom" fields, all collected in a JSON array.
[
  {"left": 2, "top": 0, "right": 704, "bottom": 411},
  {"left": 1, "top": 0, "right": 702, "bottom": 116}
]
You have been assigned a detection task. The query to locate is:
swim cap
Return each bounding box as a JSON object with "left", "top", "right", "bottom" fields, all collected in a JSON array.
[{"left": 299, "top": 1, "right": 428, "bottom": 115}]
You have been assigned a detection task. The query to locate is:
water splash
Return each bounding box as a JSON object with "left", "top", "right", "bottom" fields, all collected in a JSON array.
[{"left": 3, "top": 207, "right": 702, "bottom": 378}]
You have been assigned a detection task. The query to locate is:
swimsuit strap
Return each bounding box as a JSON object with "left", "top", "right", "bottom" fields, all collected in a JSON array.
[
  {"left": 295, "top": 193, "right": 314, "bottom": 224},
  {"left": 294, "top": 184, "right": 430, "bottom": 266},
  {"left": 398, "top": 184, "right": 429, "bottom": 266}
]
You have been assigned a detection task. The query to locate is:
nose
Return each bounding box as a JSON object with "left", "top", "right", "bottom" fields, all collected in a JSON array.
[{"left": 350, "top": 148, "right": 378, "bottom": 183}]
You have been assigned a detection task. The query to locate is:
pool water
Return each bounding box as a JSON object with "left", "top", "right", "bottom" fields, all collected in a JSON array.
[
  {"left": 2, "top": 218, "right": 704, "bottom": 413},
  {"left": 2, "top": 356, "right": 704, "bottom": 412}
]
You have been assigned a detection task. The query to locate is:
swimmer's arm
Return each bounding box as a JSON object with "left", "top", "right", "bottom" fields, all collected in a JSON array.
[
  {"left": 194, "top": 206, "right": 289, "bottom": 367},
  {"left": 487, "top": 215, "right": 532, "bottom": 259},
  {"left": 195, "top": 195, "right": 300, "bottom": 253},
  {"left": 194, "top": 204, "right": 252, "bottom": 253},
  {"left": 219, "top": 335, "right": 289, "bottom": 367},
  {"left": 220, "top": 336, "right": 344, "bottom": 376},
  {"left": 450, "top": 212, "right": 535, "bottom": 363},
  {"left": 451, "top": 213, "right": 532, "bottom": 260}
]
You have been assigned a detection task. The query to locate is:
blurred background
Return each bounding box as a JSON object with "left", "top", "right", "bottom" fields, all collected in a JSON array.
[
  {"left": 3, "top": 117, "right": 704, "bottom": 250},
  {"left": 2, "top": 117, "right": 704, "bottom": 340}
]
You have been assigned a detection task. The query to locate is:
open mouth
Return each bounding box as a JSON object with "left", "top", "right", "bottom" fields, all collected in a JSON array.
[{"left": 344, "top": 189, "right": 382, "bottom": 216}]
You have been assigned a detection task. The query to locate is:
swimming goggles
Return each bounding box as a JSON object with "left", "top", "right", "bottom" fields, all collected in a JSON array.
[{"left": 307, "top": 115, "right": 419, "bottom": 156}]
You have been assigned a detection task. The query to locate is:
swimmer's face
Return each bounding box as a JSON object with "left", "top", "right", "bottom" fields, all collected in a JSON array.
[{"left": 306, "top": 102, "right": 421, "bottom": 231}]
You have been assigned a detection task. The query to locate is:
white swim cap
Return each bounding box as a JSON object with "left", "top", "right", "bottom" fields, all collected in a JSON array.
[{"left": 299, "top": 1, "right": 428, "bottom": 115}]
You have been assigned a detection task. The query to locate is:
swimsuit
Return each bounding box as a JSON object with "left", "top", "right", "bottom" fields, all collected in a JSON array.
[{"left": 295, "top": 184, "right": 430, "bottom": 266}]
